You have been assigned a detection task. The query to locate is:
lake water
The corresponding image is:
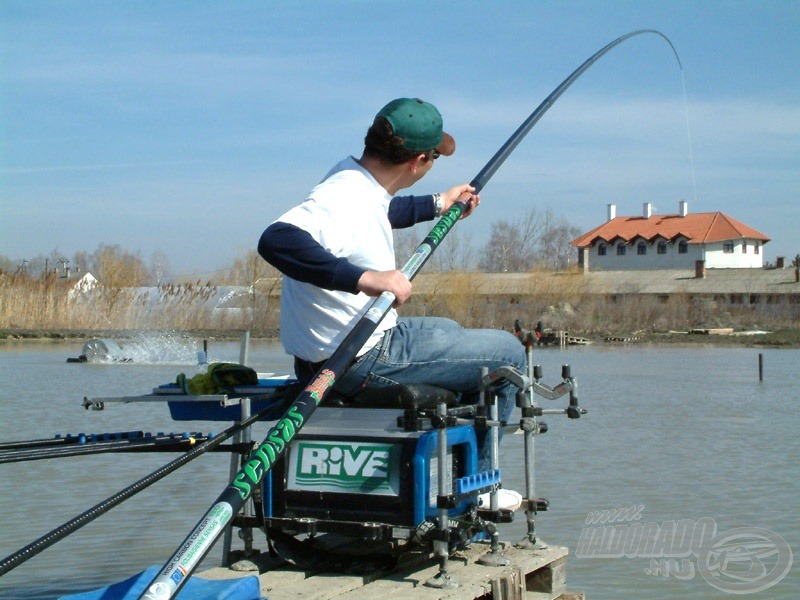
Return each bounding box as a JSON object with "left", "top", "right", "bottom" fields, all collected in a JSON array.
[{"left": 0, "top": 336, "right": 797, "bottom": 599}]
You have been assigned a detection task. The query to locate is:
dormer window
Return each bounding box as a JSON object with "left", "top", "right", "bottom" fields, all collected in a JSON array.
[
  {"left": 657, "top": 241, "right": 667, "bottom": 254},
  {"left": 637, "top": 242, "right": 647, "bottom": 255},
  {"left": 678, "top": 241, "right": 688, "bottom": 254},
  {"left": 598, "top": 244, "right": 607, "bottom": 256},
  {"left": 617, "top": 244, "right": 626, "bottom": 256}
]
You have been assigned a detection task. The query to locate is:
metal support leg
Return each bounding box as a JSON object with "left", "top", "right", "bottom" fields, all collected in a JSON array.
[
  {"left": 223, "top": 331, "right": 256, "bottom": 567},
  {"left": 518, "top": 349, "right": 547, "bottom": 550},
  {"left": 222, "top": 397, "right": 256, "bottom": 567},
  {"left": 479, "top": 379, "right": 510, "bottom": 567},
  {"left": 425, "top": 401, "right": 458, "bottom": 589},
  {"left": 222, "top": 436, "right": 239, "bottom": 566},
  {"left": 239, "top": 397, "right": 254, "bottom": 556}
]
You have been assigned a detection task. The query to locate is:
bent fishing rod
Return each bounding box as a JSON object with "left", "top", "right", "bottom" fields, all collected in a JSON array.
[{"left": 140, "top": 29, "right": 681, "bottom": 600}]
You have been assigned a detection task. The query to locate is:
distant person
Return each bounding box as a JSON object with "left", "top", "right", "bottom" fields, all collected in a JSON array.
[{"left": 258, "top": 97, "right": 526, "bottom": 429}]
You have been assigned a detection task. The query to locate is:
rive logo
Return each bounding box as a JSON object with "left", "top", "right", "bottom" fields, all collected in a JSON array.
[{"left": 289, "top": 440, "right": 399, "bottom": 496}]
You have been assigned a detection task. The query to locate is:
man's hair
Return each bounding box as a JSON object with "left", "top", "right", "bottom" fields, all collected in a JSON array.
[{"left": 363, "top": 117, "right": 433, "bottom": 165}]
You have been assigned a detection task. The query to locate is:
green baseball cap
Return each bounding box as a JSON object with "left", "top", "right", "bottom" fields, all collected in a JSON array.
[{"left": 376, "top": 98, "right": 456, "bottom": 156}]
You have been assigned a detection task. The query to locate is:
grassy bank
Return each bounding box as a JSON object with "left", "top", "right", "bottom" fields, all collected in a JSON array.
[{"left": 3, "top": 327, "right": 799, "bottom": 349}]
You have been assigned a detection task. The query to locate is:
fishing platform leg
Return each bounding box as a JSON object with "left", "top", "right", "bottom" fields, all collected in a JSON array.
[
  {"left": 477, "top": 367, "right": 510, "bottom": 567},
  {"left": 424, "top": 400, "right": 459, "bottom": 589},
  {"left": 223, "top": 395, "right": 260, "bottom": 569},
  {"left": 517, "top": 346, "right": 545, "bottom": 550}
]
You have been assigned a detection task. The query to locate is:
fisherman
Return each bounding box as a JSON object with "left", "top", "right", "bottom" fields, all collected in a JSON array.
[{"left": 258, "top": 97, "right": 526, "bottom": 430}]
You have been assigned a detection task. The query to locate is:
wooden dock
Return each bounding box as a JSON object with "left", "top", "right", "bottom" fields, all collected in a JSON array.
[{"left": 200, "top": 542, "right": 582, "bottom": 599}]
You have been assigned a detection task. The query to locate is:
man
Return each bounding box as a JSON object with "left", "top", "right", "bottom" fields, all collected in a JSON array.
[{"left": 258, "top": 97, "right": 526, "bottom": 427}]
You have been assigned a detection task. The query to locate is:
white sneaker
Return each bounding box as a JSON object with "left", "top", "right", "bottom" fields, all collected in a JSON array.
[{"left": 477, "top": 488, "right": 523, "bottom": 511}]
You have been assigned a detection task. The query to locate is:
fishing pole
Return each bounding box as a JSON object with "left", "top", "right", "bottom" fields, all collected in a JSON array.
[
  {"left": 0, "top": 400, "right": 287, "bottom": 577},
  {"left": 139, "top": 29, "right": 681, "bottom": 600},
  {"left": 0, "top": 433, "right": 213, "bottom": 464},
  {"left": 0, "top": 430, "right": 145, "bottom": 452}
]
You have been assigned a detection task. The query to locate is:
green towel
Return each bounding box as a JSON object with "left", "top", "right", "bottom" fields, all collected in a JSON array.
[{"left": 177, "top": 362, "right": 259, "bottom": 395}]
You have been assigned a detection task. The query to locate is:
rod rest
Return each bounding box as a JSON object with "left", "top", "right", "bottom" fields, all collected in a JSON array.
[{"left": 321, "top": 383, "right": 458, "bottom": 410}]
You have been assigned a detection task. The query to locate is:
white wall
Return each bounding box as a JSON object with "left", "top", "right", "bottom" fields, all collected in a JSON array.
[
  {"left": 587, "top": 238, "right": 764, "bottom": 271},
  {"left": 704, "top": 240, "right": 764, "bottom": 268}
]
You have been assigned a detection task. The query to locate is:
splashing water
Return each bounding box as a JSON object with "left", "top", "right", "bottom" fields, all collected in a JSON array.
[{"left": 81, "top": 332, "right": 203, "bottom": 365}]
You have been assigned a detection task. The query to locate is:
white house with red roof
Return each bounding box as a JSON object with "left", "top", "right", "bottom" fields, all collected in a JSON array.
[{"left": 572, "top": 201, "right": 771, "bottom": 272}]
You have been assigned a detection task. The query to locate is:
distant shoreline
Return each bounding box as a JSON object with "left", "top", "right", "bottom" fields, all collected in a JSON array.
[{"left": 2, "top": 328, "right": 799, "bottom": 348}]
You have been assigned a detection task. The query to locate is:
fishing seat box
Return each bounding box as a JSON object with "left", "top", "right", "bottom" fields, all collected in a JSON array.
[{"left": 263, "top": 384, "right": 480, "bottom": 535}]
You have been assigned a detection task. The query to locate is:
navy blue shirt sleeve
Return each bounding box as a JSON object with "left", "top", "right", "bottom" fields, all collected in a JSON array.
[
  {"left": 258, "top": 222, "right": 365, "bottom": 293},
  {"left": 389, "top": 194, "right": 435, "bottom": 228}
]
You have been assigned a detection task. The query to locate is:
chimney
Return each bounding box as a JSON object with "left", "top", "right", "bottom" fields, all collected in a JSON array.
[
  {"left": 776, "top": 256, "right": 785, "bottom": 269},
  {"left": 607, "top": 204, "right": 616, "bottom": 221},
  {"left": 643, "top": 203, "right": 652, "bottom": 219},
  {"left": 679, "top": 200, "right": 688, "bottom": 217},
  {"left": 695, "top": 260, "right": 706, "bottom": 279}
]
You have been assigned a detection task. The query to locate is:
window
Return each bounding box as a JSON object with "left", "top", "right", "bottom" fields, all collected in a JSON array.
[
  {"left": 598, "top": 244, "right": 607, "bottom": 256},
  {"left": 678, "top": 241, "right": 688, "bottom": 254},
  {"left": 637, "top": 242, "right": 647, "bottom": 255},
  {"left": 754, "top": 243, "right": 760, "bottom": 255},
  {"left": 742, "top": 241, "right": 747, "bottom": 254},
  {"left": 657, "top": 241, "right": 667, "bottom": 254},
  {"left": 617, "top": 244, "right": 626, "bottom": 256},
  {"left": 723, "top": 241, "right": 734, "bottom": 253}
]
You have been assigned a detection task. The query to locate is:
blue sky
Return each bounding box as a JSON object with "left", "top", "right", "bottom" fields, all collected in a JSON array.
[{"left": 2, "top": 1, "right": 798, "bottom": 277}]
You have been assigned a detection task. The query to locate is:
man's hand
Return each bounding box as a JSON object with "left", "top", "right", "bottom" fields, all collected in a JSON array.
[
  {"left": 441, "top": 184, "right": 480, "bottom": 218},
  {"left": 356, "top": 270, "right": 412, "bottom": 306}
]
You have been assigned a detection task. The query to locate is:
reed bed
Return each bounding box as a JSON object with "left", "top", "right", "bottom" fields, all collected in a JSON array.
[
  {"left": 2, "top": 271, "right": 797, "bottom": 337},
  {"left": 0, "top": 277, "right": 280, "bottom": 333}
]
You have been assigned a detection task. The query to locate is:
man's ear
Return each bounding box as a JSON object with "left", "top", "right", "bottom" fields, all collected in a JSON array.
[{"left": 409, "top": 153, "right": 427, "bottom": 174}]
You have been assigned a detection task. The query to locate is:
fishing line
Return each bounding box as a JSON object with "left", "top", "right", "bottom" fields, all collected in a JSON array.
[
  {"left": 680, "top": 69, "right": 700, "bottom": 205},
  {"left": 140, "top": 29, "right": 684, "bottom": 600}
]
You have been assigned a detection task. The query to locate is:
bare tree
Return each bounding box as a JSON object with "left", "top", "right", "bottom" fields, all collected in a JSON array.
[
  {"left": 150, "top": 251, "right": 172, "bottom": 285},
  {"left": 394, "top": 226, "right": 475, "bottom": 273},
  {"left": 220, "top": 249, "right": 278, "bottom": 286},
  {"left": 479, "top": 208, "right": 543, "bottom": 272},
  {"left": 430, "top": 229, "right": 475, "bottom": 272},
  {"left": 0, "top": 254, "right": 15, "bottom": 275},
  {"left": 538, "top": 208, "right": 581, "bottom": 269},
  {"left": 72, "top": 251, "right": 91, "bottom": 276},
  {"left": 90, "top": 244, "right": 150, "bottom": 288},
  {"left": 479, "top": 207, "right": 579, "bottom": 272}
]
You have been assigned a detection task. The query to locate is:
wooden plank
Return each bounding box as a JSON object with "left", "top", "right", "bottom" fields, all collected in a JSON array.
[
  {"left": 202, "top": 543, "right": 570, "bottom": 599},
  {"left": 338, "top": 544, "right": 567, "bottom": 599}
]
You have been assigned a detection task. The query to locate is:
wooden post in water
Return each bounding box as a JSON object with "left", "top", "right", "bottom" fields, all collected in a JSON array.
[{"left": 758, "top": 353, "right": 764, "bottom": 381}]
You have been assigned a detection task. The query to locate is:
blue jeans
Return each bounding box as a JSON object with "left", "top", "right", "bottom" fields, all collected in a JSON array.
[{"left": 336, "top": 317, "right": 527, "bottom": 426}]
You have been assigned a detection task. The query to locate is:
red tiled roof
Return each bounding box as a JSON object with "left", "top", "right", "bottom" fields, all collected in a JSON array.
[{"left": 571, "top": 211, "right": 771, "bottom": 247}]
